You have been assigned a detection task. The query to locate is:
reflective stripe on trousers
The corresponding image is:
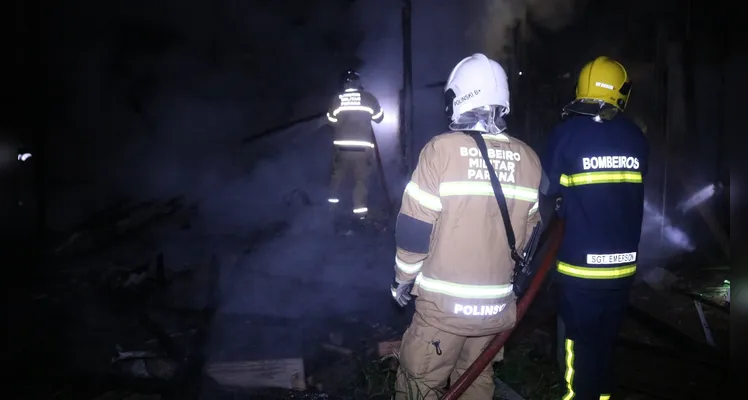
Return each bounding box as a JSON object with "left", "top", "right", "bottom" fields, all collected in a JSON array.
[
  {"left": 333, "top": 139, "right": 375, "bottom": 148},
  {"left": 559, "top": 287, "right": 629, "bottom": 400},
  {"left": 328, "top": 149, "right": 371, "bottom": 211},
  {"left": 562, "top": 340, "right": 612, "bottom": 400},
  {"left": 557, "top": 261, "right": 636, "bottom": 279},
  {"left": 563, "top": 338, "right": 576, "bottom": 400},
  {"left": 328, "top": 199, "right": 367, "bottom": 216}
]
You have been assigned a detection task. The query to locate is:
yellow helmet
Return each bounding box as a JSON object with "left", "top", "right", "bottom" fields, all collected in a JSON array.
[{"left": 575, "top": 56, "right": 631, "bottom": 111}]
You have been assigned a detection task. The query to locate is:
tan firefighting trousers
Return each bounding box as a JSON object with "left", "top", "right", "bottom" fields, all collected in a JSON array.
[
  {"left": 395, "top": 312, "right": 503, "bottom": 399},
  {"left": 328, "top": 148, "right": 372, "bottom": 213}
]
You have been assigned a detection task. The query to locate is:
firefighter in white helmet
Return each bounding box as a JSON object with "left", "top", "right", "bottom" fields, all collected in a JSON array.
[
  {"left": 392, "top": 53, "right": 542, "bottom": 399},
  {"left": 326, "top": 69, "right": 384, "bottom": 220}
]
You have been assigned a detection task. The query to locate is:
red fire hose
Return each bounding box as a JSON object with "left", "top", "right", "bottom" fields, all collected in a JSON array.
[{"left": 442, "top": 220, "right": 564, "bottom": 400}]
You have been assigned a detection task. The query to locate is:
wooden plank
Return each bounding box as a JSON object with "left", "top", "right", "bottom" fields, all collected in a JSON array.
[
  {"left": 205, "top": 358, "right": 306, "bottom": 391},
  {"left": 377, "top": 340, "right": 401, "bottom": 357},
  {"left": 628, "top": 283, "right": 728, "bottom": 355}
]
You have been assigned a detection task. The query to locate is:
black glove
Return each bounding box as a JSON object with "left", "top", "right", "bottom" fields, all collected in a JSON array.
[{"left": 390, "top": 277, "right": 414, "bottom": 307}]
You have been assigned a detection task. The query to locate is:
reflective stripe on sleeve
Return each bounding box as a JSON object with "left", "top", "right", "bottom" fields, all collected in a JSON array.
[
  {"left": 395, "top": 256, "right": 423, "bottom": 274},
  {"left": 439, "top": 181, "right": 539, "bottom": 203},
  {"left": 415, "top": 272, "right": 513, "bottom": 299},
  {"left": 405, "top": 182, "right": 443, "bottom": 211},
  {"left": 560, "top": 171, "right": 642, "bottom": 187},
  {"left": 557, "top": 261, "right": 637, "bottom": 279}
]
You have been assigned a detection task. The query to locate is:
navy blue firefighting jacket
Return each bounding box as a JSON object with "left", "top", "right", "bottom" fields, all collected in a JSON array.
[{"left": 541, "top": 114, "right": 649, "bottom": 289}]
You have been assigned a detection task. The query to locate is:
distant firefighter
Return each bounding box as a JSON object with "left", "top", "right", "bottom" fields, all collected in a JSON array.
[
  {"left": 541, "top": 56, "right": 650, "bottom": 400},
  {"left": 325, "top": 69, "right": 384, "bottom": 220}
]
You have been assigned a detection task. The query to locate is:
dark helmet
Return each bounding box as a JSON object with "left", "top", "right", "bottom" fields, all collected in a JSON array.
[{"left": 340, "top": 69, "right": 362, "bottom": 90}]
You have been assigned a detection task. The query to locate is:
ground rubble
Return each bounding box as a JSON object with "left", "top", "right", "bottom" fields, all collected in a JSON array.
[
  {"left": 10, "top": 197, "right": 411, "bottom": 399},
  {"left": 12, "top": 197, "right": 730, "bottom": 400},
  {"left": 9, "top": 198, "right": 278, "bottom": 399},
  {"left": 200, "top": 310, "right": 410, "bottom": 399}
]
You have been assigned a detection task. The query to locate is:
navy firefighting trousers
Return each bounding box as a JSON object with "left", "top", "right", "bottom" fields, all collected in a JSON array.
[{"left": 558, "top": 286, "right": 630, "bottom": 400}]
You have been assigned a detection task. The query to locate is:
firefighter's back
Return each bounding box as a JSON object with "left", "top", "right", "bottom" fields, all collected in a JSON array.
[
  {"left": 555, "top": 115, "right": 649, "bottom": 288},
  {"left": 328, "top": 89, "right": 382, "bottom": 145},
  {"left": 414, "top": 131, "right": 542, "bottom": 336}
]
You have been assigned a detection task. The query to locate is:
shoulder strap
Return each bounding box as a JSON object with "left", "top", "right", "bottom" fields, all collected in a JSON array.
[{"left": 467, "top": 131, "right": 521, "bottom": 262}]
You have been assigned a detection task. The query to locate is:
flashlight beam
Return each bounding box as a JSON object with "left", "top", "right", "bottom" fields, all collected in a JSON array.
[
  {"left": 676, "top": 176, "right": 729, "bottom": 259},
  {"left": 677, "top": 183, "right": 716, "bottom": 213}
]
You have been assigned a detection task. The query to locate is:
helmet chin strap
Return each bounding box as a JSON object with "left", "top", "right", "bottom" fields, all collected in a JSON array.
[
  {"left": 562, "top": 99, "right": 619, "bottom": 121},
  {"left": 449, "top": 105, "right": 507, "bottom": 134}
]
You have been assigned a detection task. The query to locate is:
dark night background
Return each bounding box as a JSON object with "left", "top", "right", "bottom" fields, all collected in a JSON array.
[{"left": 1, "top": 0, "right": 738, "bottom": 399}]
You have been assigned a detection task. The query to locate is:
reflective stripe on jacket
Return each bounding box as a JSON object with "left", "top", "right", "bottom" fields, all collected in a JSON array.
[
  {"left": 326, "top": 89, "right": 383, "bottom": 149},
  {"left": 542, "top": 115, "right": 649, "bottom": 289},
  {"left": 395, "top": 131, "right": 542, "bottom": 337}
]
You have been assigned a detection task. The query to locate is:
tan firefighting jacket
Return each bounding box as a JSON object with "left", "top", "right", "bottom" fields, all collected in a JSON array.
[
  {"left": 326, "top": 89, "right": 383, "bottom": 149},
  {"left": 395, "top": 131, "right": 542, "bottom": 337}
]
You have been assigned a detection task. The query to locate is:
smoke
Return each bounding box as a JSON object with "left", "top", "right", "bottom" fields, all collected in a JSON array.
[
  {"left": 482, "top": 0, "right": 588, "bottom": 61},
  {"left": 636, "top": 198, "right": 695, "bottom": 278},
  {"left": 43, "top": 0, "right": 361, "bottom": 231}
]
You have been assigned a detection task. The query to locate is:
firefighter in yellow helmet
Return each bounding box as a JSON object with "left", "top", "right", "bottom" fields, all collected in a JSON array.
[
  {"left": 562, "top": 56, "right": 632, "bottom": 119},
  {"left": 540, "top": 56, "right": 649, "bottom": 400}
]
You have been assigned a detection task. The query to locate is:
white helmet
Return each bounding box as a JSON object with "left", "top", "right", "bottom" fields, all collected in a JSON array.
[{"left": 444, "top": 53, "right": 510, "bottom": 121}]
